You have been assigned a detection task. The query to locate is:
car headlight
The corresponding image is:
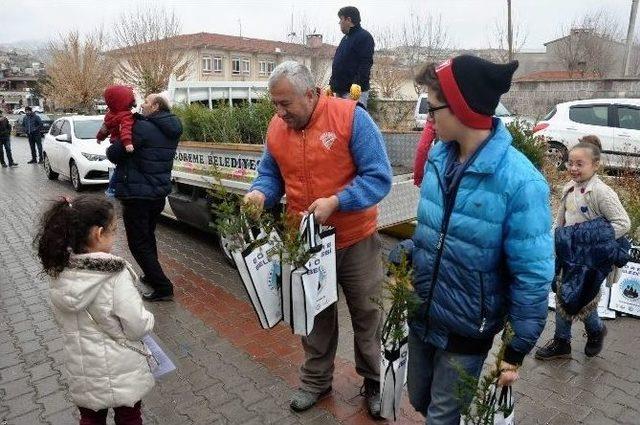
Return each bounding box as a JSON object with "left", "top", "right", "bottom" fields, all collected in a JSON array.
[{"left": 81, "top": 153, "right": 107, "bottom": 162}]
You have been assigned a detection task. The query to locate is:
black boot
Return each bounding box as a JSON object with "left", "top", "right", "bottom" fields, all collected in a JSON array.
[
  {"left": 361, "top": 378, "right": 381, "bottom": 419},
  {"left": 535, "top": 338, "right": 571, "bottom": 360},
  {"left": 585, "top": 325, "right": 607, "bottom": 357},
  {"left": 142, "top": 289, "right": 174, "bottom": 302}
]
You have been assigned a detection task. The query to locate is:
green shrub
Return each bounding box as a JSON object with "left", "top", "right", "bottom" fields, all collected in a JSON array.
[
  {"left": 506, "top": 119, "right": 546, "bottom": 169},
  {"left": 173, "top": 97, "right": 275, "bottom": 144}
]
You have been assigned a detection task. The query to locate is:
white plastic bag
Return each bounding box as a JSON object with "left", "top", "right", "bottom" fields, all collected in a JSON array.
[
  {"left": 232, "top": 229, "right": 282, "bottom": 328},
  {"left": 282, "top": 213, "right": 338, "bottom": 335}
]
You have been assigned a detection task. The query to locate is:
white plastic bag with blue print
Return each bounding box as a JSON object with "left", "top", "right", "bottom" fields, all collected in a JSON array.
[
  {"left": 232, "top": 229, "right": 282, "bottom": 329},
  {"left": 460, "top": 383, "right": 514, "bottom": 425},
  {"left": 380, "top": 320, "right": 409, "bottom": 421},
  {"left": 283, "top": 213, "right": 338, "bottom": 336}
]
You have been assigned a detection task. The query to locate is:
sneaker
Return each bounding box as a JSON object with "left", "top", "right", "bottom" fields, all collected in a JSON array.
[
  {"left": 142, "top": 290, "right": 174, "bottom": 302},
  {"left": 535, "top": 338, "right": 571, "bottom": 360},
  {"left": 585, "top": 325, "right": 607, "bottom": 357},
  {"left": 361, "top": 378, "right": 382, "bottom": 419},
  {"left": 27, "top": 159, "right": 37, "bottom": 164},
  {"left": 289, "top": 387, "right": 331, "bottom": 412}
]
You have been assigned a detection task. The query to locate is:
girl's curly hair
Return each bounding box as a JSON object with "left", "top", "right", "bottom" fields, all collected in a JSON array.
[{"left": 34, "top": 195, "right": 115, "bottom": 277}]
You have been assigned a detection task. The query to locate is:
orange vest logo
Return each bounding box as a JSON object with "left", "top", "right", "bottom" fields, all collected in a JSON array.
[{"left": 319, "top": 131, "right": 337, "bottom": 151}]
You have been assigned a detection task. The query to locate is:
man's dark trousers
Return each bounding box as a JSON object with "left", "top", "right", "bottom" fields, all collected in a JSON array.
[
  {"left": 121, "top": 198, "right": 173, "bottom": 295},
  {"left": 27, "top": 132, "right": 43, "bottom": 162},
  {"left": 0, "top": 139, "right": 14, "bottom": 165}
]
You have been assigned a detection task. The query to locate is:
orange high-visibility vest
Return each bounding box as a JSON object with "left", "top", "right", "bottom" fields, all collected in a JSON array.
[{"left": 267, "top": 95, "right": 377, "bottom": 249}]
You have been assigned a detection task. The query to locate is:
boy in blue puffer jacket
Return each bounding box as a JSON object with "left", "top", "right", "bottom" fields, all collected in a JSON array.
[{"left": 408, "top": 55, "right": 555, "bottom": 424}]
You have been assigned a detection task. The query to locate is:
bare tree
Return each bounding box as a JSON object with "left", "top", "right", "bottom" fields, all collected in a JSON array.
[
  {"left": 45, "top": 30, "right": 114, "bottom": 113},
  {"left": 487, "top": 18, "right": 528, "bottom": 63},
  {"left": 552, "top": 10, "right": 622, "bottom": 77},
  {"left": 371, "top": 55, "right": 408, "bottom": 98},
  {"left": 111, "top": 5, "right": 189, "bottom": 96},
  {"left": 372, "top": 11, "right": 449, "bottom": 96}
]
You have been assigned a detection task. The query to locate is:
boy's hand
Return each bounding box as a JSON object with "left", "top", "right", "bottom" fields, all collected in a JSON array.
[{"left": 125, "top": 145, "right": 134, "bottom": 152}]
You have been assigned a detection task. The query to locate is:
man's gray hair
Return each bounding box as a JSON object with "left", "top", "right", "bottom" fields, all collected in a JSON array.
[
  {"left": 268, "top": 61, "right": 315, "bottom": 94},
  {"left": 151, "top": 93, "right": 171, "bottom": 112}
]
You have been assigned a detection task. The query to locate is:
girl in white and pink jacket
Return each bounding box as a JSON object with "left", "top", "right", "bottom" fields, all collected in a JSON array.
[{"left": 35, "top": 195, "right": 154, "bottom": 425}]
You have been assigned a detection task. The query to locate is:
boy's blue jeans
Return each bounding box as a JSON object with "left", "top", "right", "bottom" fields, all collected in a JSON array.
[
  {"left": 554, "top": 309, "right": 603, "bottom": 341},
  {"left": 407, "top": 330, "right": 487, "bottom": 425}
]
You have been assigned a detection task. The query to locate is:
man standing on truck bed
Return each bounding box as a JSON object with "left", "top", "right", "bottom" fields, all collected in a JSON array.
[
  {"left": 326, "top": 6, "right": 374, "bottom": 109},
  {"left": 106, "top": 89, "right": 183, "bottom": 302},
  {"left": 244, "top": 61, "right": 392, "bottom": 418}
]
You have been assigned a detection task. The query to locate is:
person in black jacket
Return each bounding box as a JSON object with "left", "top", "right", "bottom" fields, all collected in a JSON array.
[
  {"left": 327, "top": 6, "right": 374, "bottom": 108},
  {"left": 106, "top": 92, "right": 183, "bottom": 302},
  {"left": 23, "top": 106, "right": 43, "bottom": 164},
  {"left": 0, "top": 110, "right": 18, "bottom": 167}
]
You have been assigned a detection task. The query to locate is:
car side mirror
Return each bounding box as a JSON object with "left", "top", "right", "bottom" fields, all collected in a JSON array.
[{"left": 55, "top": 134, "right": 70, "bottom": 143}]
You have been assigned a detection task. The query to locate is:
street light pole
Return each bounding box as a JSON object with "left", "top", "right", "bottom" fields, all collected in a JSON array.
[
  {"left": 623, "top": 0, "right": 639, "bottom": 76},
  {"left": 507, "top": 0, "right": 513, "bottom": 61}
]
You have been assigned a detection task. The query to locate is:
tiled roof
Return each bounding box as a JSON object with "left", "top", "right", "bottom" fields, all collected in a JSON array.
[{"left": 109, "top": 32, "right": 336, "bottom": 59}]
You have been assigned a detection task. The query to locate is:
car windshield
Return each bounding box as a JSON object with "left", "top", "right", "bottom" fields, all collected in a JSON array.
[
  {"left": 494, "top": 102, "right": 512, "bottom": 117},
  {"left": 74, "top": 119, "right": 104, "bottom": 140},
  {"left": 418, "top": 97, "right": 429, "bottom": 114}
]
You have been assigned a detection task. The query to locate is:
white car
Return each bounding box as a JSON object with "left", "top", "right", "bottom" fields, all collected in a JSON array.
[
  {"left": 533, "top": 98, "right": 640, "bottom": 169},
  {"left": 43, "top": 115, "right": 113, "bottom": 191},
  {"left": 13, "top": 105, "right": 44, "bottom": 114},
  {"left": 413, "top": 93, "right": 527, "bottom": 130}
]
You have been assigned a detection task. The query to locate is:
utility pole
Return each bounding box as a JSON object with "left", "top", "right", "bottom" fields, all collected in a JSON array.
[
  {"left": 507, "top": 0, "right": 513, "bottom": 61},
  {"left": 623, "top": 0, "right": 639, "bottom": 76}
]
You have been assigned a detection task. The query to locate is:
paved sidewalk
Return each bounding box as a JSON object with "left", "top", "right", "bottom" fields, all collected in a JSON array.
[{"left": 1, "top": 137, "right": 640, "bottom": 424}]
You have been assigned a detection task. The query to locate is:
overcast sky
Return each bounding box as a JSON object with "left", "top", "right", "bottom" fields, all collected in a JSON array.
[{"left": 0, "top": 0, "right": 637, "bottom": 50}]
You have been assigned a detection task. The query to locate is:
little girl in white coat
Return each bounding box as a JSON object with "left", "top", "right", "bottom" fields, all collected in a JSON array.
[{"left": 35, "top": 195, "right": 154, "bottom": 425}]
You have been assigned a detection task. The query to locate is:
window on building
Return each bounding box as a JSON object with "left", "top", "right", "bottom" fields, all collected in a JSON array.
[
  {"left": 213, "top": 56, "right": 222, "bottom": 73},
  {"left": 259, "top": 60, "right": 276, "bottom": 75},
  {"left": 232, "top": 58, "right": 241, "bottom": 75},
  {"left": 202, "top": 56, "right": 212, "bottom": 73},
  {"left": 242, "top": 58, "right": 250, "bottom": 74}
]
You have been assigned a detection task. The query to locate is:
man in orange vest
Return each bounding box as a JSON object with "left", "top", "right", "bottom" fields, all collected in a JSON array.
[{"left": 245, "top": 61, "right": 392, "bottom": 417}]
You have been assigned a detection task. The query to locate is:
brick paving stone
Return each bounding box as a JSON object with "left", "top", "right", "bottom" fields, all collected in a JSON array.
[{"left": 2, "top": 138, "right": 640, "bottom": 424}]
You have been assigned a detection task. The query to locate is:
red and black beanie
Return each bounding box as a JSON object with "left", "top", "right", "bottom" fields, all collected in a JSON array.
[{"left": 435, "top": 55, "right": 518, "bottom": 129}]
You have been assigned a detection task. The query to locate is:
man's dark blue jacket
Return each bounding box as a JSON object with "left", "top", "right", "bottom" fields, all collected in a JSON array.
[
  {"left": 329, "top": 24, "right": 374, "bottom": 94},
  {"left": 106, "top": 111, "right": 182, "bottom": 200}
]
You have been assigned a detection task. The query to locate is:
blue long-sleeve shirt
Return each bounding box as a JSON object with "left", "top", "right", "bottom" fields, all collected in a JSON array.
[{"left": 250, "top": 106, "right": 392, "bottom": 211}]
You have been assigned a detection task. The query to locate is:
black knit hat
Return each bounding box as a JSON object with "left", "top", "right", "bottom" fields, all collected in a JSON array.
[{"left": 435, "top": 55, "right": 519, "bottom": 129}]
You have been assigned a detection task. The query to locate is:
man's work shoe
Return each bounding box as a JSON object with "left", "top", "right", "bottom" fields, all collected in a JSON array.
[
  {"left": 585, "top": 325, "right": 607, "bottom": 357},
  {"left": 535, "top": 338, "right": 571, "bottom": 360},
  {"left": 361, "top": 378, "right": 382, "bottom": 419},
  {"left": 27, "top": 159, "right": 37, "bottom": 164},
  {"left": 289, "top": 387, "right": 331, "bottom": 412},
  {"left": 142, "top": 290, "right": 174, "bottom": 302}
]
